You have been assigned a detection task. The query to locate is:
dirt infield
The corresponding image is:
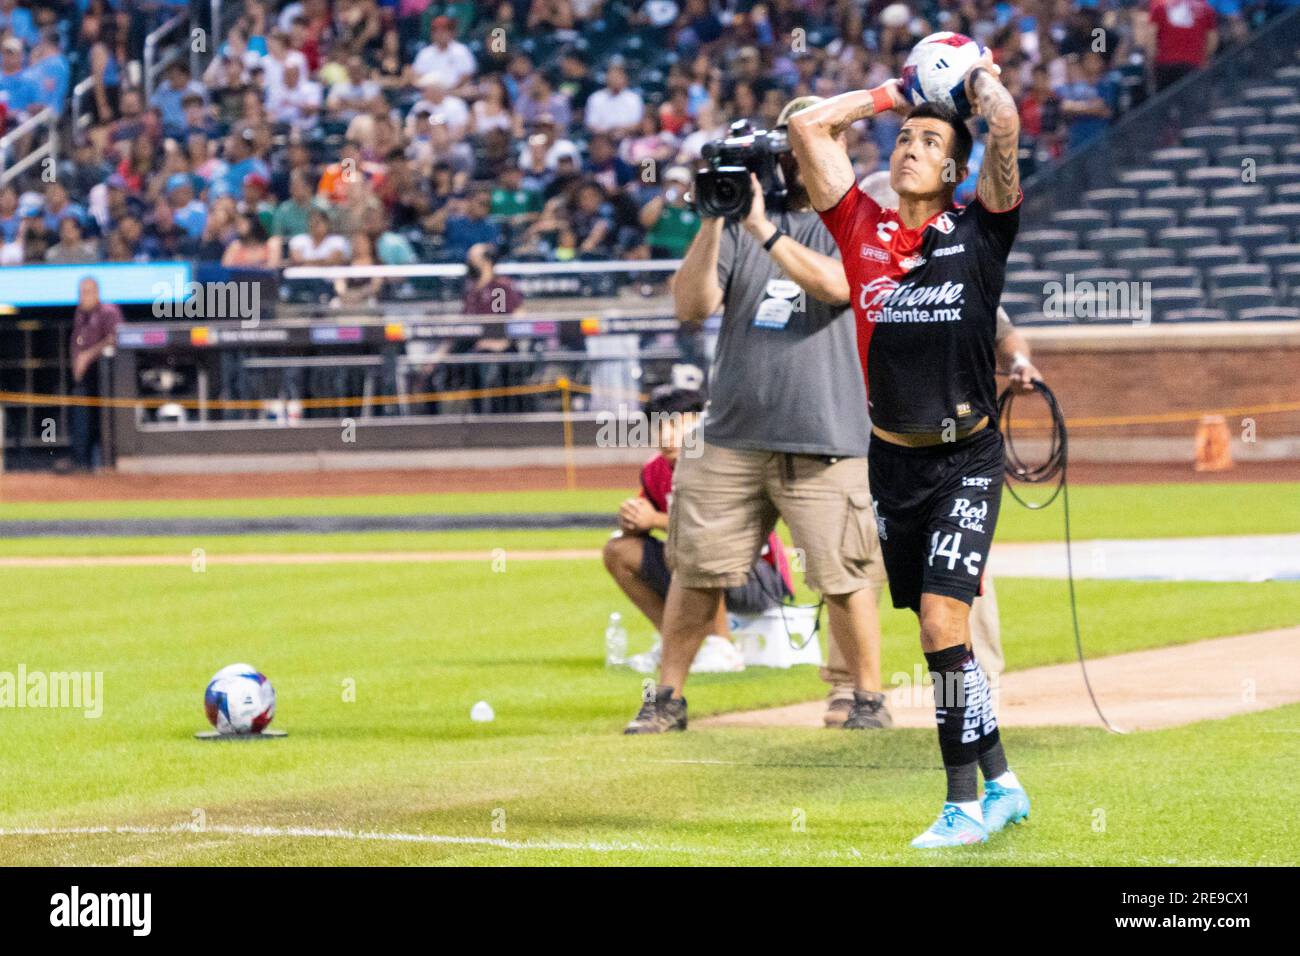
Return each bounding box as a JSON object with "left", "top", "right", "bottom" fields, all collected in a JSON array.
[
  {"left": 2, "top": 459, "right": 1298, "bottom": 503},
  {"left": 698, "top": 626, "right": 1300, "bottom": 732}
]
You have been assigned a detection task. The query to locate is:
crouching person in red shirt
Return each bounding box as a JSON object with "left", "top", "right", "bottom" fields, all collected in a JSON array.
[{"left": 603, "top": 386, "right": 793, "bottom": 645}]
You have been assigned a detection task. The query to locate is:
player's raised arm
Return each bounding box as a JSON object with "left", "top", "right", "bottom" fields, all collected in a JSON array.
[
  {"left": 966, "top": 55, "right": 1021, "bottom": 211},
  {"left": 786, "top": 82, "right": 907, "bottom": 212}
]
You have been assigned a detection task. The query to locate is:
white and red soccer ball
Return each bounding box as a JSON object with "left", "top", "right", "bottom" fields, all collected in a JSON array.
[
  {"left": 204, "top": 663, "right": 276, "bottom": 735},
  {"left": 901, "top": 32, "right": 988, "bottom": 119}
]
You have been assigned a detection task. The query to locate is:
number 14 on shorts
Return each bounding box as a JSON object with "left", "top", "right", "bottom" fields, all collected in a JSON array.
[{"left": 928, "top": 531, "right": 983, "bottom": 576}]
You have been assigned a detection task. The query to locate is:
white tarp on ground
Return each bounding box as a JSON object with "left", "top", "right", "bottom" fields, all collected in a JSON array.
[{"left": 989, "top": 534, "right": 1300, "bottom": 582}]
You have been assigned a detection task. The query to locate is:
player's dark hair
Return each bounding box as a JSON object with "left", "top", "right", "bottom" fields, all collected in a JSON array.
[
  {"left": 906, "top": 102, "right": 973, "bottom": 172},
  {"left": 645, "top": 385, "right": 705, "bottom": 418}
]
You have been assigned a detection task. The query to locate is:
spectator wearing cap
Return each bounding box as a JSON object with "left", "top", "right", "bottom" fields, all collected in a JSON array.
[
  {"left": 410, "top": 15, "right": 477, "bottom": 92},
  {"left": 154, "top": 62, "right": 208, "bottom": 139},
  {"left": 45, "top": 216, "right": 99, "bottom": 264},
  {"left": 0, "top": 36, "right": 39, "bottom": 116},
  {"left": 180, "top": 92, "right": 218, "bottom": 140},
  {"left": 162, "top": 174, "right": 207, "bottom": 239},
  {"left": 584, "top": 61, "right": 644, "bottom": 138},
  {"left": 639, "top": 166, "right": 699, "bottom": 259},
  {"left": 407, "top": 74, "right": 469, "bottom": 139},
  {"left": 267, "top": 59, "right": 323, "bottom": 126},
  {"left": 216, "top": 127, "right": 272, "bottom": 200}
]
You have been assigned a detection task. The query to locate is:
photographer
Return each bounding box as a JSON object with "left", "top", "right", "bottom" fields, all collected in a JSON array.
[{"left": 625, "top": 97, "right": 890, "bottom": 735}]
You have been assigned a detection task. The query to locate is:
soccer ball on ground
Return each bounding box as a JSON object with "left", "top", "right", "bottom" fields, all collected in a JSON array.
[
  {"left": 204, "top": 664, "right": 276, "bottom": 735},
  {"left": 900, "top": 32, "right": 987, "bottom": 119}
]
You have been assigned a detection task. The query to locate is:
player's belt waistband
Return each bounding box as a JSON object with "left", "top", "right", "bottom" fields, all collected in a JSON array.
[{"left": 871, "top": 416, "right": 990, "bottom": 448}]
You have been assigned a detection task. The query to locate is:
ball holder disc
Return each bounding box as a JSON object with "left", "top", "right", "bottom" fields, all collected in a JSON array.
[{"left": 195, "top": 729, "right": 288, "bottom": 740}]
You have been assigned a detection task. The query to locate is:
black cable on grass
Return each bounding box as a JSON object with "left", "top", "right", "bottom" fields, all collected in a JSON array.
[{"left": 998, "top": 380, "right": 1126, "bottom": 735}]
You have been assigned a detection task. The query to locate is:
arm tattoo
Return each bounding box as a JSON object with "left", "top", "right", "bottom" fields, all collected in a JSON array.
[{"left": 973, "top": 72, "right": 1021, "bottom": 211}]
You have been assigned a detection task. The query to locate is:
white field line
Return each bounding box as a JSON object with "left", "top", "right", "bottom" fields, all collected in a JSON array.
[
  {"left": 0, "top": 823, "right": 667, "bottom": 854},
  {"left": 0, "top": 549, "right": 603, "bottom": 568}
]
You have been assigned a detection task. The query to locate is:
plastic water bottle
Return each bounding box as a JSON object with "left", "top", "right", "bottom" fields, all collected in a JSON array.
[{"left": 604, "top": 612, "right": 628, "bottom": 667}]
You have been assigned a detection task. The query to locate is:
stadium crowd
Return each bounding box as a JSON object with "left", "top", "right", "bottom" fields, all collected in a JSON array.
[{"left": 0, "top": 0, "right": 1289, "bottom": 275}]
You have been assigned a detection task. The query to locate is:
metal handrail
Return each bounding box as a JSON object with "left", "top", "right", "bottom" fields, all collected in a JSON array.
[
  {"left": 0, "top": 107, "right": 58, "bottom": 187},
  {"left": 70, "top": 75, "right": 95, "bottom": 137},
  {"left": 144, "top": 12, "right": 187, "bottom": 100}
]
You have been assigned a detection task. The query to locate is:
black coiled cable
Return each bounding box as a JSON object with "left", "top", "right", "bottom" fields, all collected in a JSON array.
[{"left": 998, "top": 380, "right": 1125, "bottom": 734}]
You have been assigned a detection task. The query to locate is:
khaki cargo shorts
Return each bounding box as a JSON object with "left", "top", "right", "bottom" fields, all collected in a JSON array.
[{"left": 665, "top": 441, "right": 885, "bottom": 597}]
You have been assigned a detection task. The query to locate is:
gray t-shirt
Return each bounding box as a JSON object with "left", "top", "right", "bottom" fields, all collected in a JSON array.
[{"left": 704, "top": 209, "right": 871, "bottom": 458}]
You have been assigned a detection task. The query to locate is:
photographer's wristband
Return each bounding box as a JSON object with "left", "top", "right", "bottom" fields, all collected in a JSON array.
[{"left": 762, "top": 227, "right": 785, "bottom": 252}]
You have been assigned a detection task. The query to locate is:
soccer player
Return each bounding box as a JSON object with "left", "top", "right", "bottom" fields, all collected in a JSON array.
[{"left": 788, "top": 55, "right": 1032, "bottom": 848}]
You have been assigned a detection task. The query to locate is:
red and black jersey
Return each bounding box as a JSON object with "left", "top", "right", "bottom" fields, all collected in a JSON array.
[{"left": 819, "top": 185, "right": 1021, "bottom": 435}]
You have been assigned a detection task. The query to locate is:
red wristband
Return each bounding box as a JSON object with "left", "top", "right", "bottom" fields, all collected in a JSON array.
[{"left": 870, "top": 85, "right": 895, "bottom": 115}]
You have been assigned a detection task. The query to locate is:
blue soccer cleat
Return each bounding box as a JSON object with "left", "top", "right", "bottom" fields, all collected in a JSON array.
[
  {"left": 910, "top": 803, "right": 989, "bottom": 848},
  {"left": 981, "top": 780, "right": 1031, "bottom": 833}
]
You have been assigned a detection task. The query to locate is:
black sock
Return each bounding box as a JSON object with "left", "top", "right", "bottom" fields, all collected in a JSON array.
[
  {"left": 979, "top": 740, "right": 1009, "bottom": 780},
  {"left": 925, "top": 644, "right": 999, "bottom": 804}
]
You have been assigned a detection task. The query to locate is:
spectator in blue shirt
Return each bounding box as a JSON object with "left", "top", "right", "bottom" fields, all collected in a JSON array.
[
  {"left": 440, "top": 189, "right": 503, "bottom": 261},
  {"left": 0, "top": 36, "right": 39, "bottom": 116},
  {"left": 215, "top": 128, "right": 271, "bottom": 201},
  {"left": 1056, "top": 51, "right": 1117, "bottom": 152},
  {"left": 0, "top": 0, "right": 39, "bottom": 48},
  {"left": 24, "top": 31, "right": 68, "bottom": 116},
  {"left": 152, "top": 61, "right": 207, "bottom": 139},
  {"left": 166, "top": 174, "right": 208, "bottom": 239}
]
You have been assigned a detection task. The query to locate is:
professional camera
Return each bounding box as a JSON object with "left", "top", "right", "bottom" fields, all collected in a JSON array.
[{"left": 693, "top": 120, "right": 791, "bottom": 220}]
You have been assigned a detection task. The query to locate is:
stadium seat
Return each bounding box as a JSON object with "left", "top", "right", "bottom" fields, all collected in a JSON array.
[
  {"left": 998, "top": 291, "right": 1041, "bottom": 320},
  {"left": 1181, "top": 126, "right": 1237, "bottom": 152},
  {"left": 1257, "top": 244, "right": 1300, "bottom": 271},
  {"left": 1144, "top": 186, "right": 1206, "bottom": 213},
  {"left": 1252, "top": 204, "right": 1300, "bottom": 239},
  {"left": 1118, "top": 207, "right": 1178, "bottom": 237},
  {"left": 1211, "top": 185, "right": 1269, "bottom": 212},
  {"left": 1140, "top": 266, "right": 1201, "bottom": 290},
  {"left": 1081, "top": 188, "right": 1140, "bottom": 214},
  {"left": 1121, "top": 247, "right": 1178, "bottom": 272},
  {"left": 1076, "top": 267, "right": 1134, "bottom": 285},
  {"left": 1273, "top": 182, "right": 1300, "bottom": 204},
  {"left": 1182, "top": 207, "right": 1244, "bottom": 238},
  {"left": 1005, "top": 270, "right": 1062, "bottom": 298},
  {"left": 1086, "top": 227, "right": 1147, "bottom": 258},
  {"left": 1207, "top": 263, "right": 1272, "bottom": 289},
  {"left": 1228, "top": 223, "right": 1290, "bottom": 255},
  {"left": 1155, "top": 226, "right": 1220, "bottom": 257},
  {"left": 1050, "top": 208, "right": 1111, "bottom": 237},
  {"left": 1184, "top": 245, "right": 1247, "bottom": 270},
  {"left": 1148, "top": 147, "right": 1207, "bottom": 177},
  {"left": 1041, "top": 249, "right": 1104, "bottom": 273},
  {"left": 1236, "top": 306, "right": 1300, "bottom": 322},
  {"left": 1242, "top": 124, "right": 1300, "bottom": 151},
  {"left": 1016, "top": 230, "right": 1077, "bottom": 257},
  {"left": 1274, "top": 262, "right": 1300, "bottom": 293},
  {"left": 1283, "top": 143, "right": 1300, "bottom": 164},
  {"left": 1269, "top": 103, "right": 1300, "bottom": 125},
  {"left": 1149, "top": 287, "right": 1205, "bottom": 318},
  {"left": 1209, "top": 106, "right": 1266, "bottom": 126},
  {"left": 1006, "top": 250, "right": 1036, "bottom": 271},
  {"left": 1209, "top": 286, "right": 1277, "bottom": 317},
  {"left": 1271, "top": 66, "right": 1300, "bottom": 91},
  {"left": 1241, "top": 87, "right": 1296, "bottom": 110},
  {"left": 1159, "top": 307, "right": 1229, "bottom": 323},
  {"left": 1213, "top": 143, "right": 1276, "bottom": 167},
  {"left": 1254, "top": 163, "right": 1300, "bottom": 189},
  {"left": 1117, "top": 169, "right": 1176, "bottom": 191},
  {"left": 1184, "top": 167, "right": 1243, "bottom": 190}
]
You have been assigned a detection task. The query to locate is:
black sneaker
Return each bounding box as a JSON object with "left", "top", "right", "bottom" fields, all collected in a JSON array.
[
  {"left": 623, "top": 684, "right": 687, "bottom": 734},
  {"left": 842, "top": 690, "right": 893, "bottom": 729}
]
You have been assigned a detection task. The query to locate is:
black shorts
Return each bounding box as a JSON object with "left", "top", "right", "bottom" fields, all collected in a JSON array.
[
  {"left": 640, "top": 535, "right": 787, "bottom": 616},
  {"left": 867, "top": 426, "right": 1004, "bottom": 613}
]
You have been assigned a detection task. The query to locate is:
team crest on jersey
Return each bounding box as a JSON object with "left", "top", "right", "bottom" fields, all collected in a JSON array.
[{"left": 928, "top": 212, "right": 955, "bottom": 235}]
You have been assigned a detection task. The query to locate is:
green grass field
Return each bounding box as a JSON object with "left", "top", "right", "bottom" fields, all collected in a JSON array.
[{"left": 0, "top": 481, "right": 1297, "bottom": 865}]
